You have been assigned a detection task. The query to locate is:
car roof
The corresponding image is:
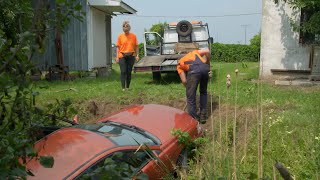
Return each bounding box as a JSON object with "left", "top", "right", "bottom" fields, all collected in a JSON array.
[
  {"left": 99, "top": 104, "right": 197, "bottom": 144},
  {"left": 26, "top": 128, "right": 115, "bottom": 179}
]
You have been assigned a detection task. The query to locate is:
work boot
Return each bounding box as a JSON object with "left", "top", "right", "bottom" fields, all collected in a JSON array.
[
  {"left": 199, "top": 111, "right": 207, "bottom": 124},
  {"left": 193, "top": 114, "right": 200, "bottom": 121}
]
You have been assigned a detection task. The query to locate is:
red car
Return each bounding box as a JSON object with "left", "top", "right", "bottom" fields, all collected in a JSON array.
[{"left": 26, "top": 104, "right": 202, "bottom": 179}]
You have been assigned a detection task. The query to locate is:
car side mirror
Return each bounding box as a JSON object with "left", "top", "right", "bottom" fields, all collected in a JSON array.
[{"left": 208, "top": 37, "right": 214, "bottom": 44}]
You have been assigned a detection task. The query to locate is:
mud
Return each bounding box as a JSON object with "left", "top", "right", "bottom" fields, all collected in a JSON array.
[{"left": 78, "top": 93, "right": 296, "bottom": 143}]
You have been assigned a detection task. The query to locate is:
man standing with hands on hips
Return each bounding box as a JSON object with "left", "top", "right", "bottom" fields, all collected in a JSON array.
[
  {"left": 177, "top": 48, "right": 211, "bottom": 124},
  {"left": 116, "top": 21, "right": 139, "bottom": 91}
]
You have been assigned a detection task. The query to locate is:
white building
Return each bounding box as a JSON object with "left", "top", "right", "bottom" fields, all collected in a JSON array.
[{"left": 260, "top": 0, "right": 320, "bottom": 80}]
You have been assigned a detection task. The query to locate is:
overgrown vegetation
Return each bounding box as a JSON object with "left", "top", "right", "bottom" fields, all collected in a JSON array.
[
  {"left": 0, "top": 0, "right": 83, "bottom": 178},
  {"left": 32, "top": 62, "right": 320, "bottom": 179},
  {"left": 139, "top": 40, "right": 261, "bottom": 63},
  {"left": 172, "top": 128, "right": 208, "bottom": 152},
  {"left": 276, "top": 0, "right": 320, "bottom": 35},
  {"left": 1, "top": 2, "right": 319, "bottom": 179},
  {"left": 211, "top": 43, "right": 259, "bottom": 62},
  {"left": 186, "top": 63, "right": 320, "bottom": 179}
]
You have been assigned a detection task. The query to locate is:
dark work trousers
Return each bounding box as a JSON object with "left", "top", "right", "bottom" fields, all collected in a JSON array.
[
  {"left": 185, "top": 61, "right": 209, "bottom": 120},
  {"left": 119, "top": 55, "right": 135, "bottom": 89}
]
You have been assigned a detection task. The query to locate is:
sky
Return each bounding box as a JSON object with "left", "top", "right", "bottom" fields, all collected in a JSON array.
[{"left": 111, "top": 0, "right": 262, "bottom": 45}]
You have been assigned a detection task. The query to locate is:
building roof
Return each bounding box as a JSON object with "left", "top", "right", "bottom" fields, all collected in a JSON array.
[{"left": 88, "top": 0, "right": 137, "bottom": 15}]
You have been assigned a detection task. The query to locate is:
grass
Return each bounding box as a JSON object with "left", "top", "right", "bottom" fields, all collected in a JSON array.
[
  {"left": 34, "top": 64, "right": 187, "bottom": 122},
  {"left": 36, "top": 65, "right": 183, "bottom": 102},
  {"left": 34, "top": 62, "right": 320, "bottom": 179}
]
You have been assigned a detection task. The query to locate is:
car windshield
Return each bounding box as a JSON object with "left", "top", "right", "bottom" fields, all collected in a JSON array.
[{"left": 73, "top": 122, "right": 160, "bottom": 146}]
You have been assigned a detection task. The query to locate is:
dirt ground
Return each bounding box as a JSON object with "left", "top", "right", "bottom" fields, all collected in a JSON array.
[
  {"left": 80, "top": 97, "right": 187, "bottom": 123},
  {"left": 79, "top": 94, "right": 260, "bottom": 143}
]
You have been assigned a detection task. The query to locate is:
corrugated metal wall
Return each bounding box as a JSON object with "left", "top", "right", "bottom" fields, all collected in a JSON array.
[
  {"left": 32, "top": 0, "right": 89, "bottom": 71},
  {"left": 62, "top": 0, "right": 88, "bottom": 71}
]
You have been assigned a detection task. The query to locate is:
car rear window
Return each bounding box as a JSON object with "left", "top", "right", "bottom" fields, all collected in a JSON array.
[{"left": 73, "top": 123, "right": 158, "bottom": 146}]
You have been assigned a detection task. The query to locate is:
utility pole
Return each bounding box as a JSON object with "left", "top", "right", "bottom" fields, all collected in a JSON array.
[
  {"left": 241, "top": 24, "right": 250, "bottom": 44},
  {"left": 216, "top": 31, "right": 219, "bottom": 43}
]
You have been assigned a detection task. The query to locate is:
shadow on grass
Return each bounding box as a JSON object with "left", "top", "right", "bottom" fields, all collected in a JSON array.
[
  {"left": 39, "top": 68, "right": 182, "bottom": 87},
  {"left": 144, "top": 72, "right": 181, "bottom": 85}
]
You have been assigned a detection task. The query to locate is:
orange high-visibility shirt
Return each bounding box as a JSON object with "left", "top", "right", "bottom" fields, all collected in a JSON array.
[
  {"left": 117, "top": 32, "right": 138, "bottom": 58},
  {"left": 176, "top": 50, "right": 207, "bottom": 74}
]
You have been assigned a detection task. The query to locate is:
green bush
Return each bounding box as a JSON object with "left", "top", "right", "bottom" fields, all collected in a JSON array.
[
  {"left": 138, "top": 42, "right": 260, "bottom": 63},
  {"left": 211, "top": 43, "right": 260, "bottom": 62},
  {"left": 138, "top": 43, "right": 144, "bottom": 58}
]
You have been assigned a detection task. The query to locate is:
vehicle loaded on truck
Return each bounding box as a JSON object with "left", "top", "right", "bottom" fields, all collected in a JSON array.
[{"left": 134, "top": 20, "right": 213, "bottom": 80}]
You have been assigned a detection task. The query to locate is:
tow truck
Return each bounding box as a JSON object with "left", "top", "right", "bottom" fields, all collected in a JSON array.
[{"left": 134, "top": 20, "right": 213, "bottom": 80}]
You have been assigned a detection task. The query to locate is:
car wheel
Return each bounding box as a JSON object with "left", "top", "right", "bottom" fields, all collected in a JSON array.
[
  {"left": 176, "top": 149, "right": 188, "bottom": 174},
  {"left": 176, "top": 20, "right": 193, "bottom": 37}
]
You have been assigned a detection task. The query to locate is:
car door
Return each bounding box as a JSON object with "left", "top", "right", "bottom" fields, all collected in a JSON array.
[{"left": 73, "top": 149, "right": 152, "bottom": 180}]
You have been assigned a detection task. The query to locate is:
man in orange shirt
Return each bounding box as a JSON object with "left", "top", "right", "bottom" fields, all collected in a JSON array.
[
  {"left": 177, "top": 48, "right": 211, "bottom": 123},
  {"left": 116, "top": 21, "right": 139, "bottom": 91}
]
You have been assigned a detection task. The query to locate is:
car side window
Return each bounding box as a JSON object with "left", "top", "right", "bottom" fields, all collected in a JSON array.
[{"left": 76, "top": 150, "right": 150, "bottom": 180}]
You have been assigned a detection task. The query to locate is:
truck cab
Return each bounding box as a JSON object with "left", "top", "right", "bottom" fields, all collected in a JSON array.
[{"left": 134, "top": 20, "right": 213, "bottom": 80}]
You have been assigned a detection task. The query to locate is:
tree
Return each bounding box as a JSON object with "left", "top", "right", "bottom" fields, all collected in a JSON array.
[
  {"left": 250, "top": 33, "right": 261, "bottom": 48},
  {"left": 0, "top": 0, "right": 82, "bottom": 178},
  {"left": 145, "top": 22, "right": 167, "bottom": 46},
  {"left": 250, "top": 33, "right": 261, "bottom": 53},
  {"left": 140, "top": 22, "right": 167, "bottom": 56},
  {"left": 149, "top": 22, "right": 167, "bottom": 37},
  {"left": 276, "top": 0, "right": 320, "bottom": 35}
]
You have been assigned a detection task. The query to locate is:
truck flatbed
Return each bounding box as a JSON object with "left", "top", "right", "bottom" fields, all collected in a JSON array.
[{"left": 134, "top": 54, "right": 183, "bottom": 72}]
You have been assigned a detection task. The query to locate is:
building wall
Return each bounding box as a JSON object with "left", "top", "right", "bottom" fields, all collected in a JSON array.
[
  {"left": 87, "top": 7, "right": 109, "bottom": 70},
  {"left": 106, "top": 15, "right": 113, "bottom": 72},
  {"left": 32, "top": 0, "right": 133, "bottom": 73},
  {"left": 32, "top": 0, "right": 89, "bottom": 71},
  {"left": 63, "top": 0, "right": 89, "bottom": 71},
  {"left": 260, "top": 0, "right": 311, "bottom": 78}
]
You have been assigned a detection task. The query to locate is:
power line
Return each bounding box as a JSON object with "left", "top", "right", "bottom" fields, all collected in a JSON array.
[{"left": 117, "top": 12, "right": 261, "bottom": 18}]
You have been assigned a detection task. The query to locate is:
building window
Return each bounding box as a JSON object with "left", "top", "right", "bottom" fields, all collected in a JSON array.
[{"left": 299, "top": 7, "right": 320, "bottom": 44}]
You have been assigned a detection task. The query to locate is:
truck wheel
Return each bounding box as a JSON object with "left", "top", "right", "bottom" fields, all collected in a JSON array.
[
  {"left": 176, "top": 20, "right": 193, "bottom": 37},
  {"left": 152, "top": 72, "right": 161, "bottom": 81}
]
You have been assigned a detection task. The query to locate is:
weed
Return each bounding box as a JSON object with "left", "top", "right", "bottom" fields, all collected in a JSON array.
[{"left": 32, "top": 63, "right": 320, "bottom": 179}]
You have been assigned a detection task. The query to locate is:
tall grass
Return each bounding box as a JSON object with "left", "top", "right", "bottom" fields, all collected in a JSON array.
[
  {"left": 187, "top": 62, "right": 320, "bottom": 179},
  {"left": 233, "top": 68, "right": 239, "bottom": 180},
  {"left": 218, "top": 64, "right": 223, "bottom": 175},
  {"left": 34, "top": 62, "right": 320, "bottom": 179}
]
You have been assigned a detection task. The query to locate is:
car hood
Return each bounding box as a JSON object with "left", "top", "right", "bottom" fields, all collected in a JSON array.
[
  {"left": 99, "top": 104, "right": 198, "bottom": 145},
  {"left": 26, "top": 128, "right": 114, "bottom": 179}
]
